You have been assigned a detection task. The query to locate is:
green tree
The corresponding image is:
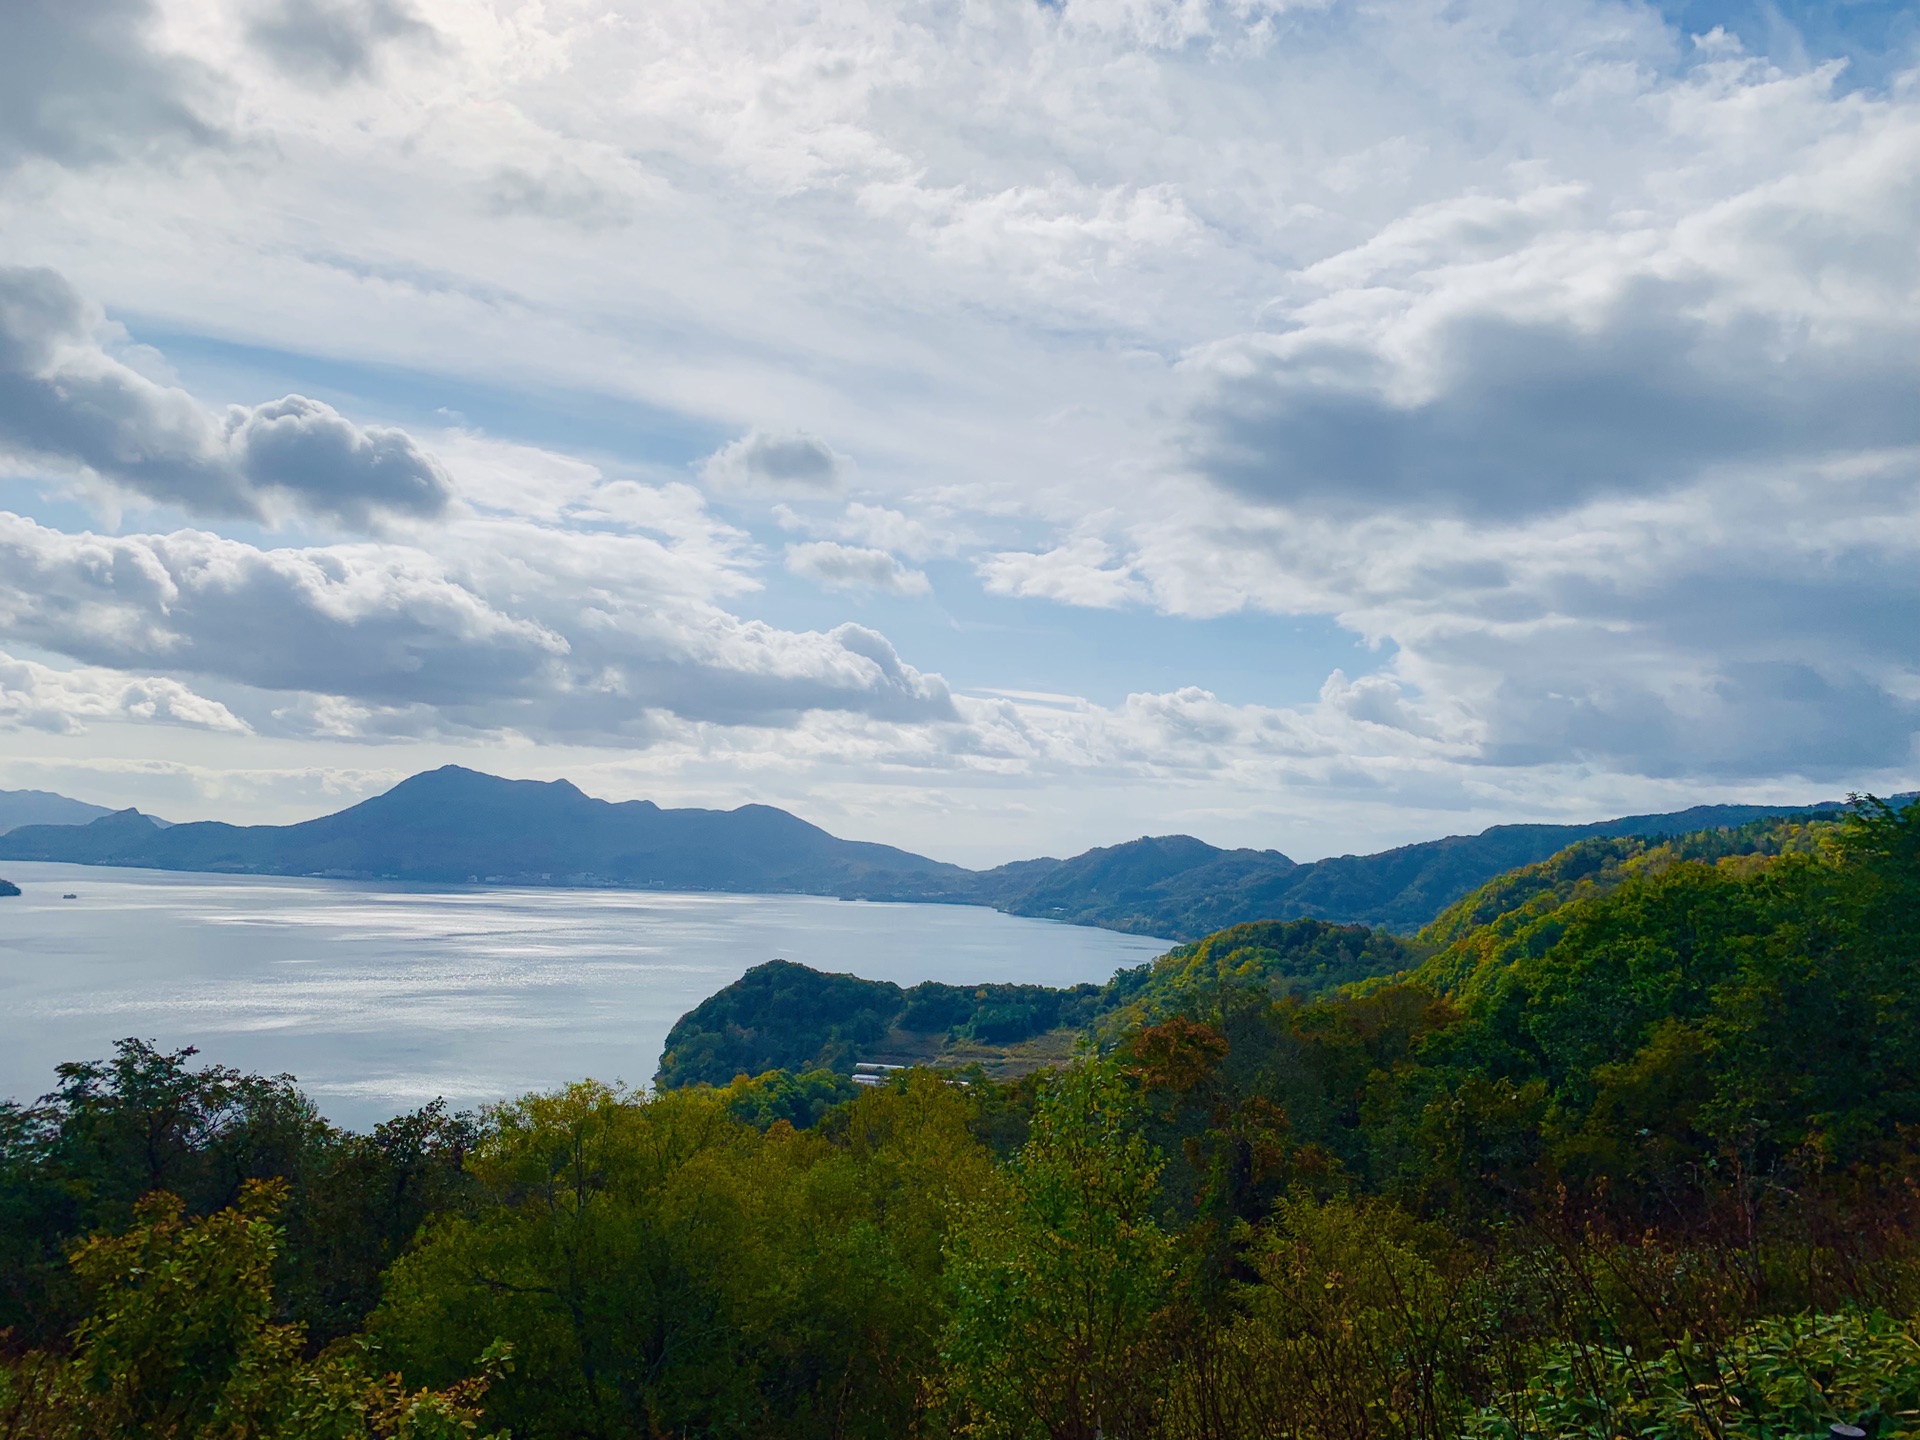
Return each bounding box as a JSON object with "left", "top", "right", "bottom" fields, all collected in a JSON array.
[
  {"left": 942, "top": 1059, "right": 1176, "bottom": 1440},
  {"left": 376, "top": 1074, "right": 992, "bottom": 1439},
  {"left": 0, "top": 1179, "right": 506, "bottom": 1440},
  {"left": 1164, "top": 1195, "right": 1486, "bottom": 1440}
]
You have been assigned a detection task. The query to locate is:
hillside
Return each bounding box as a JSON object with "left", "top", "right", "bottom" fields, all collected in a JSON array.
[
  {"left": 1403, "top": 810, "right": 1840, "bottom": 999},
  {"left": 655, "top": 959, "right": 1117, "bottom": 1086},
  {"left": 657, "top": 918, "right": 1421, "bottom": 1087},
  {"left": 0, "top": 766, "right": 970, "bottom": 894}
]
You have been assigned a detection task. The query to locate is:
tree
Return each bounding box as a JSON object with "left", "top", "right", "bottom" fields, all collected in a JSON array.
[
  {"left": 942, "top": 1059, "right": 1176, "bottom": 1440},
  {"left": 0, "top": 1179, "right": 506, "bottom": 1440}
]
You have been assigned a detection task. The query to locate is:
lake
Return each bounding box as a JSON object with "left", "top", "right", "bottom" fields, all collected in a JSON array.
[{"left": 0, "top": 861, "right": 1172, "bottom": 1129}]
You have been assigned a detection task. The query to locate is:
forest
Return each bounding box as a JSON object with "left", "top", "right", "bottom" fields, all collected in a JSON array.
[{"left": 1, "top": 797, "right": 1917, "bottom": 1438}]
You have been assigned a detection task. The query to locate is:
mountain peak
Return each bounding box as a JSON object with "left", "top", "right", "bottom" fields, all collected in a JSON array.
[{"left": 382, "top": 766, "right": 588, "bottom": 800}]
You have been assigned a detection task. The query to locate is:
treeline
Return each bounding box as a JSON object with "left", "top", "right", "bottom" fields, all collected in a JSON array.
[{"left": 3, "top": 799, "right": 1919, "bottom": 1437}]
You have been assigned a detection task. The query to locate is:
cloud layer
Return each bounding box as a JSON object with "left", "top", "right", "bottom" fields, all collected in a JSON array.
[
  {"left": 0, "top": 506, "right": 958, "bottom": 736},
  {"left": 0, "top": 0, "right": 221, "bottom": 171},
  {"left": 248, "top": 0, "right": 432, "bottom": 86}
]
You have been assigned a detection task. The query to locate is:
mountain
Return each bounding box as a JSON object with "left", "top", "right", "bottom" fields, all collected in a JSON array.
[
  {"left": 964, "top": 799, "right": 1885, "bottom": 939},
  {"left": 0, "top": 788, "right": 117, "bottom": 834},
  {"left": 0, "top": 766, "right": 1894, "bottom": 937},
  {"left": 0, "top": 766, "right": 969, "bottom": 894}
]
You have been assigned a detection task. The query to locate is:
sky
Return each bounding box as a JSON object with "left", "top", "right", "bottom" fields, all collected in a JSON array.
[{"left": 0, "top": 0, "right": 1916, "bottom": 866}]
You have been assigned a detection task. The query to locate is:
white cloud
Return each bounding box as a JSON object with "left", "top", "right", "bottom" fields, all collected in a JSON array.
[
  {"left": 776, "top": 502, "right": 956, "bottom": 561},
  {"left": 1098, "top": 447, "right": 1920, "bottom": 782},
  {"left": 858, "top": 179, "right": 1203, "bottom": 286},
  {"left": 0, "top": 649, "right": 249, "bottom": 735},
  {"left": 1182, "top": 118, "right": 1920, "bottom": 518},
  {"left": 786, "top": 540, "right": 929, "bottom": 595},
  {"left": 0, "top": 510, "right": 956, "bottom": 737},
  {"left": 976, "top": 538, "right": 1148, "bottom": 609}
]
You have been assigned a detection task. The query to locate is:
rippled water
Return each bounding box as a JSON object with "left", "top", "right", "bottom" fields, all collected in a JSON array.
[{"left": 0, "top": 862, "right": 1171, "bottom": 1128}]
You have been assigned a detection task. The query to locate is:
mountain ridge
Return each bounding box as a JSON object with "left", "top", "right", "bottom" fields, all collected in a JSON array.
[
  {"left": 0, "top": 767, "right": 1893, "bottom": 937},
  {"left": 0, "top": 767, "right": 969, "bottom": 896},
  {"left": 0, "top": 788, "right": 119, "bottom": 835}
]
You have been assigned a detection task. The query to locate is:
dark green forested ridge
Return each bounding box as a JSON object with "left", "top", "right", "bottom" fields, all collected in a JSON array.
[
  {"left": 4, "top": 796, "right": 1920, "bottom": 1439},
  {"left": 653, "top": 959, "right": 1118, "bottom": 1088},
  {"left": 966, "top": 795, "right": 1898, "bottom": 937}
]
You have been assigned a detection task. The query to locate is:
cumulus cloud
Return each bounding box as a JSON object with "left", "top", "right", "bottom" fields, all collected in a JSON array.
[
  {"left": 0, "top": 511, "right": 955, "bottom": 737},
  {"left": 247, "top": 0, "right": 435, "bottom": 86},
  {"left": 976, "top": 538, "right": 1148, "bottom": 609},
  {"left": 700, "top": 429, "right": 847, "bottom": 493},
  {"left": 786, "top": 540, "right": 930, "bottom": 595},
  {"left": 0, "top": 0, "right": 222, "bottom": 171},
  {"left": 1185, "top": 138, "right": 1920, "bottom": 518},
  {"left": 0, "top": 649, "right": 248, "bottom": 735},
  {"left": 0, "top": 514, "right": 567, "bottom": 705},
  {"left": 1319, "top": 669, "right": 1441, "bottom": 738},
  {"left": 0, "top": 266, "right": 453, "bottom": 526},
  {"left": 1106, "top": 446, "right": 1920, "bottom": 783}
]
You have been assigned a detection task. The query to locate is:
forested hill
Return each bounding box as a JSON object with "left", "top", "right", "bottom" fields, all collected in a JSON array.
[
  {"left": 0, "top": 766, "right": 1892, "bottom": 936},
  {"left": 0, "top": 766, "right": 969, "bottom": 894},
  {"left": 962, "top": 797, "right": 1883, "bottom": 938},
  {"left": 656, "top": 919, "right": 1420, "bottom": 1087}
]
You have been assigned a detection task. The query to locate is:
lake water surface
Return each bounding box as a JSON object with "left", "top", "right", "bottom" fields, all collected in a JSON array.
[{"left": 0, "top": 862, "right": 1171, "bottom": 1129}]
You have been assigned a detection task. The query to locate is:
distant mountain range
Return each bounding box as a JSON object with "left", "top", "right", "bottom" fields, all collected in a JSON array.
[
  {"left": 0, "top": 767, "right": 966, "bottom": 897},
  {"left": 0, "top": 789, "right": 119, "bottom": 834},
  {"left": 0, "top": 766, "right": 1889, "bottom": 937}
]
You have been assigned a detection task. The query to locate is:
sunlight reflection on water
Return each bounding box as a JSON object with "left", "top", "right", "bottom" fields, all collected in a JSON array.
[{"left": 0, "top": 862, "right": 1170, "bottom": 1129}]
